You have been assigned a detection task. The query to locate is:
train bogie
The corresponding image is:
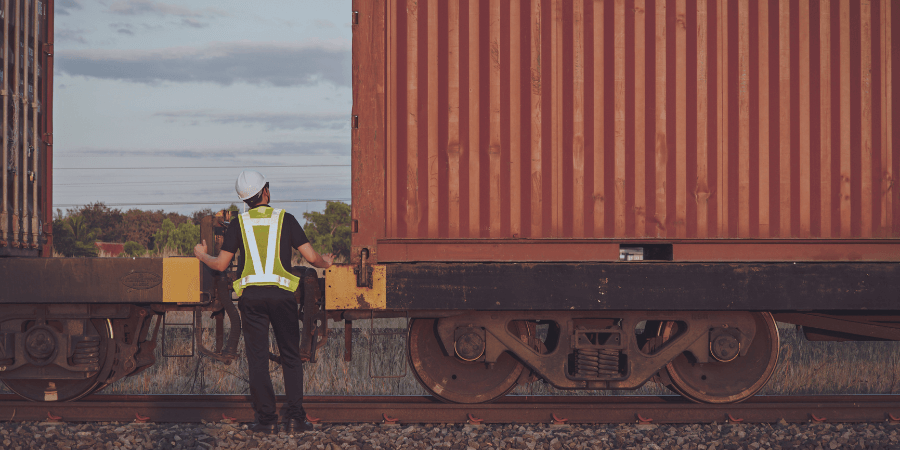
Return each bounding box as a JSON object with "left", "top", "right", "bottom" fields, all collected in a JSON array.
[{"left": 401, "top": 311, "right": 779, "bottom": 404}]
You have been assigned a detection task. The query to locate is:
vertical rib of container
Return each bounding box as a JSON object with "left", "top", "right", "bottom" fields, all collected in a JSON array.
[
  {"left": 11, "top": 0, "right": 20, "bottom": 247},
  {"left": 29, "top": 0, "right": 38, "bottom": 247},
  {"left": 0, "top": 0, "right": 8, "bottom": 246},
  {"left": 380, "top": 0, "right": 897, "bottom": 241},
  {"left": 41, "top": 0, "right": 53, "bottom": 256}
]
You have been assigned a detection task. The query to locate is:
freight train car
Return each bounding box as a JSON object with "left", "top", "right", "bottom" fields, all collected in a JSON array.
[
  {"left": 331, "top": 0, "right": 900, "bottom": 404},
  {"left": 0, "top": 0, "right": 52, "bottom": 257},
  {"left": 2, "top": 0, "right": 900, "bottom": 406}
]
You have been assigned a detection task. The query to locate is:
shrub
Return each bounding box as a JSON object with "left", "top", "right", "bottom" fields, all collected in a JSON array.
[{"left": 123, "top": 241, "right": 146, "bottom": 257}]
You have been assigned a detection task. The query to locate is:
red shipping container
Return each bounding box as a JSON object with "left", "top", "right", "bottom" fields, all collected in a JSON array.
[{"left": 351, "top": 0, "right": 899, "bottom": 263}]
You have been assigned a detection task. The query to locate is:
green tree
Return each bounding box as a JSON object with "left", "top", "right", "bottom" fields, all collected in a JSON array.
[
  {"left": 52, "top": 209, "right": 75, "bottom": 256},
  {"left": 121, "top": 209, "right": 191, "bottom": 250},
  {"left": 74, "top": 202, "right": 124, "bottom": 242},
  {"left": 53, "top": 214, "right": 101, "bottom": 257},
  {"left": 302, "top": 201, "right": 351, "bottom": 262},
  {"left": 123, "top": 241, "right": 146, "bottom": 257},
  {"left": 153, "top": 219, "right": 200, "bottom": 255},
  {"left": 190, "top": 208, "right": 215, "bottom": 226}
]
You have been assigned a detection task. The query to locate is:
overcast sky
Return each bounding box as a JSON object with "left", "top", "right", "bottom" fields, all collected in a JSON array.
[{"left": 53, "top": 0, "right": 352, "bottom": 220}]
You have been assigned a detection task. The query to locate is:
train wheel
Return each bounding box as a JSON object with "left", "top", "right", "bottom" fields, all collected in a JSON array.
[
  {"left": 2, "top": 319, "right": 114, "bottom": 402},
  {"left": 663, "top": 312, "right": 779, "bottom": 404},
  {"left": 408, "top": 318, "right": 526, "bottom": 403}
]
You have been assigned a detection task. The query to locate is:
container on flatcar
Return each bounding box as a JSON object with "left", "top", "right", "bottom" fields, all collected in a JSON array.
[
  {"left": 0, "top": 0, "right": 53, "bottom": 257},
  {"left": 351, "top": 0, "right": 899, "bottom": 263}
]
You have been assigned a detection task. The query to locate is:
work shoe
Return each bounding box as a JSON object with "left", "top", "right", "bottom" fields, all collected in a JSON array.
[
  {"left": 249, "top": 422, "right": 278, "bottom": 434},
  {"left": 284, "top": 418, "right": 314, "bottom": 434}
]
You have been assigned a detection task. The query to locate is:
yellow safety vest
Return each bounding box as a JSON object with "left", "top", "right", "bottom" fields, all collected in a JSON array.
[{"left": 233, "top": 206, "right": 300, "bottom": 297}]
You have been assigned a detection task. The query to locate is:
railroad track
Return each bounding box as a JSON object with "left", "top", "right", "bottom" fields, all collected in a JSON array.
[{"left": 2, "top": 395, "right": 900, "bottom": 425}]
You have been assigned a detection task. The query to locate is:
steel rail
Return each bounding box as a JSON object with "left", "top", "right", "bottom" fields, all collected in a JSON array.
[{"left": 2, "top": 395, "right": 900, "bottom": 425}]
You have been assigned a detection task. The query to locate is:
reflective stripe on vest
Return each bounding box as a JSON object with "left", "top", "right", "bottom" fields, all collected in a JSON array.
[{"left": 232, "top": 207, "right": 300, "bottom": 296}]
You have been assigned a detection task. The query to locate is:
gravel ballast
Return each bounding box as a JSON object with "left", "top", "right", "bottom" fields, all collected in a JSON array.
[{"left": 1, "top": 420, "right": 899, "bottom": 449}]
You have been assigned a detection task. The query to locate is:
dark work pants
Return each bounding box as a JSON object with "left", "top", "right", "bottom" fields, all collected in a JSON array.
[{"left": 238, "top": 292, "right": 305, "bottom": 424}]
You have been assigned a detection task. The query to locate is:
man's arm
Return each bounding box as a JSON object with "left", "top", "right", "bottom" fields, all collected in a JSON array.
[
  {"left": 194, "top": 240, "right": 234, "bottom": 272},
  {"left": 297, "top": 242, "right": 334, "bottom": 269}
]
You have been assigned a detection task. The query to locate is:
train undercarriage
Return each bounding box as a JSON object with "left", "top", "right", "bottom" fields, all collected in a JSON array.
[{"left": 2, "top": 255, "right": 900, "bottom": 404}]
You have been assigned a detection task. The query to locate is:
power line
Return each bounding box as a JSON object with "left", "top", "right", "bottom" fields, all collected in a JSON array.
[
  {"left": 54, "top": 164, "right": 351, "bottom": 170},
  {"left": 53, "top": 199, "right": 350, "bottom": 207},
  {"left": 54, "top": 175, "right": 347, "bottom": 187}
]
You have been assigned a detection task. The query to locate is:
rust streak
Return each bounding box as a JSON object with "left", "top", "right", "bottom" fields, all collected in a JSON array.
[
  {"left": 819, "top": 0, "right": 832, "bottom": 237},
  {"left": 883, "top": 0, "right": 893, "bottom": 236},
  {"left": 489, "top": 0, "right": 502, "bottom": 237},
  {"left": 551, "top": 0, "right": 563, "bottom": 236},
  {"left": 573, "top": 0, "right": 586, "bottom": 237},
  {"left": 779, "top": 0, "right": 791, "bottom": 237},
  {"left": 634, "top": 0, "right": 647, "bottom": 237},
  {"left": 387, "top": 0, "right": 399, "bottom": 237},
  {"left": 737, "top": 0, "right": 750, "bottom": 237},
  {"left": 510, "top": 0, "right": 522, "bottom": 238},
  {"left": 676, "top": 0, "right": 688, "bottom": 237},
  {"left": 696, "top": 0, "right": 709, "bottom": 238},
  {"left": 758, "top": 0, "right": 770, "bottom": 238},
  {"left": 469, "top": 0, "right": 481, "bottom": 238},
  {"left": 406, "top": 0, "right": 420, "bottom": 237},
  {"left": 614, "top": 0, "right": 626, "bottom": 237},
  {"left": 860, "top": 0, "right": 872, "bottom": 237},
  {"left": 840, "top": 0, "right": 851, "bottom": 237},
  {"left": 531, "top": 0, "right": 543, "bottom": 237},
  {"left": 717, "top": 0, "right": 727, "bottom": 236},
  {"left": 593, "top": 0, "right": 606, "bottom": 237},
  {"left": 448, "top": 0, "right": 461, "bottom": 238},
  {"left": 799, "top": 0, "right": 811, "bottom": 237},
  {"left": 427, "top": 0, "right": 439, "bottom": 238},
  {"left": 654, "top": 0, "right": 667, "bottom": 236}
]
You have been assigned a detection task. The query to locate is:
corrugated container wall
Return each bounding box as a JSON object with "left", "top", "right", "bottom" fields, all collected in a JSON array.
[
  {"left": 0, "top": 0, "right": 52, "bottom": 257},
  {"left": 351, "top": 0, "right": 899, "bottom": 263}
]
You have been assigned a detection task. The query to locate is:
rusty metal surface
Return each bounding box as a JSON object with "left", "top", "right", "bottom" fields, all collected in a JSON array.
[
  {"left": 353, "top": 0, "right": 899, "bottom": 263},
  {"left": 350, "top": 0, "right": 387, "bottom": 265},
  {"left": 0, "top": 258, "right": 195, "bottom": 304},
  {"left": 772, "top": 312, "right": 900, "bottom": 341},
  {"left": 0, "top": 0, "right": 51, "bottom": 256},
  {"left": 2, "top": 394, "right": 900, "bottom": 424},
  {"left": 382, "top": 262, "right": 900, "bottom": 311},
  {"left": 377, "top": 239, "right": 900, "bottom": 262}
]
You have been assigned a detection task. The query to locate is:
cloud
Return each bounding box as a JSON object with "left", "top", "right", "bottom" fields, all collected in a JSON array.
[
  {"left": 58, "top": 141, "right": 350, "bottom": 160},
  {"left": 57, "top": 0, "right": 83, "bottom": 16},
  {"left": 56, "top": 41, "right": 351, "bottom": 87},
  {"left": 108, "top": 0, "right": 226, "bottom": 18},
  {"left": 109, "top": 23, "right": 134, "bottom": 36},
  {"left": 180, "top": 18, "right": 208, "bottom": 29},
  {"left": 155, "top": 111, "right": 348, "bottom": 131},
  {"left": 57, "top": 27, "right": 89, "bottom": 44}
]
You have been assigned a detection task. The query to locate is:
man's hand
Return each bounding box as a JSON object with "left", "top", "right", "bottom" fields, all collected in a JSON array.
[
  {"left": 322, "top": 253, "right": 335, "bottom": 268},
  {"left": 194, "top": 241, "right": 234, "bottom": 272},
  {"left": 194, "top": 240, "right": 208, "bottom": 259}
]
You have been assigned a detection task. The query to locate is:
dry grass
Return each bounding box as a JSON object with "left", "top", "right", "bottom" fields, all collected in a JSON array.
[
  {"left": 97, "top": 320, "right": 900, "bottom": 398},
  {"left": 3, "top": 318, "right": 897, "bottom": 398},
  {"left": 105, "top": 316, "right": 426, "bottom": 396}
]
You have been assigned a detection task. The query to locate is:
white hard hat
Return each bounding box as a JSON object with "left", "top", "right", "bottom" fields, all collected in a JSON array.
[{"left": 235, "top": 170, "right": 267, "bottom": 200}]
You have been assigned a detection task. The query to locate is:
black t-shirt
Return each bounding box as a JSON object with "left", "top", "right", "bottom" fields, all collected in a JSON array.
[{"left": 221, "top": 205, "right": 310, "bottom": 299}]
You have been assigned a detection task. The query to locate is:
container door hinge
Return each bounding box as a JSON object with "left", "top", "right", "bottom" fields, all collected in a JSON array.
[{"left": 354, "top": 248, "right": 372, "bottom": 288}]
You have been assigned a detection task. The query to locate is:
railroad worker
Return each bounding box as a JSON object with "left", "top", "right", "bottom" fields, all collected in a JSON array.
[{"left": 193, "top": 170, "right": 334, "bottom": 435}]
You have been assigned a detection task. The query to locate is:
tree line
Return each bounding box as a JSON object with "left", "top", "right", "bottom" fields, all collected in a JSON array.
[{"left": 52, "top": 201, "right": 351, "bottom": 262}]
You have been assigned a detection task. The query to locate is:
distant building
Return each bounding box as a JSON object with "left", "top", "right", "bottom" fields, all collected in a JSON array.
[{"left": 94, "top": 242, "right": 125, "bottom": 257}]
